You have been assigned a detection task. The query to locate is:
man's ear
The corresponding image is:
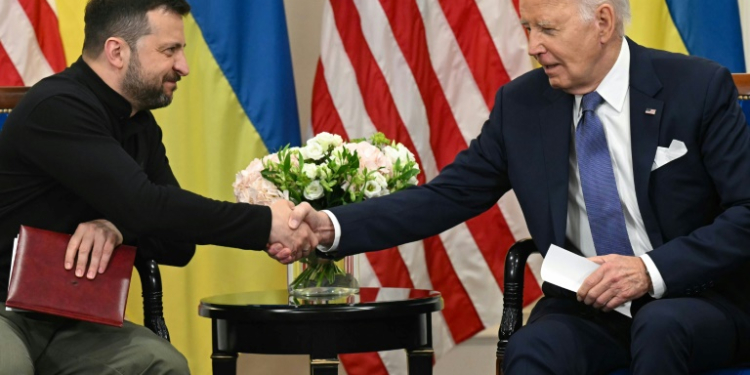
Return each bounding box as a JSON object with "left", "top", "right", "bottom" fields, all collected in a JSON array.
[
  {"left": 103, "top": 37, "right": 129, "bottom": 70},
  {"left": 595, "top": 3, "right": 616, "bottom": 43}
]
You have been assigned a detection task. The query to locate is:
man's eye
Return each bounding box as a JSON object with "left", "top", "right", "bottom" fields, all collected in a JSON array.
[{"left": 542, "top": 28, "right": 555, "bottom": 35}]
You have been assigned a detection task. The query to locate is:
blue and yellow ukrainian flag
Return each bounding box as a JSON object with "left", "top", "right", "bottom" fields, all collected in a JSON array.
[
  {"left": 627, "top": 0, "right": 748, "bottom": 121},
  {"left": 56, "top": 1, "right": 300, "bottom": 373},
  {"left": 628, "top": 0, "right": 745, "bottom": 71}
]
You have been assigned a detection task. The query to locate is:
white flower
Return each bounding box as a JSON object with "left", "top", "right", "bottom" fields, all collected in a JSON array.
[
  {"left": 383, "top": 143, "right": 415, "bottom": 165},
  {"left": 300, "top": 139, "right": 326, "bottom": 161},
  {"left": 363, "top": 173, "right": 389, "bottom": 198},
  {"left": 313, "top": 132, "right": 344, "bottom": 149},
  {"left": 330, "top": 145, "right": 347, "bottom": 166},
  {"left": 304, "top": 180, "right": 324, "bottom": 200},
  {"left": 317, "top": 165, "right": 333, "bottom": 181},
  {"left": 301, "top": 164, "right": 317, "bottom": 179},
  {"left": 235, "top": 133, "right": 421, "bottom": 209}
]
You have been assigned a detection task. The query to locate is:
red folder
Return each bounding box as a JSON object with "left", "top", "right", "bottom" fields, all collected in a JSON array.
[{"left": 6, "top": 225, "right": 136, "bottom": 327}]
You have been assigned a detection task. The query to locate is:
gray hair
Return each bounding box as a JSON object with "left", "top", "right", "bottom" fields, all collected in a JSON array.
[{"left": 578, "top": 0, "right": 631, "bottom": 38}]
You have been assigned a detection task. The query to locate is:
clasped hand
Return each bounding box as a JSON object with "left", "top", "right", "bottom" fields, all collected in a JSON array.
[
  {"left": 265, "top": 202, "right": 335, "bottom": 264},
  {"left": 265, "top": 200, "right": 320, "bottom": 264},
  {"left": 577, "top": 255, "right": 652, "bottom": 312}
]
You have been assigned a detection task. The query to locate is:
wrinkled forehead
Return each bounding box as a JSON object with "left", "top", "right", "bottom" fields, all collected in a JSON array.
[
  {"left": 520, "top": 0, "right": 578, "bottom": 15},
  {"left": 520, "top": 0, "right": 579, "bottom": 24}
]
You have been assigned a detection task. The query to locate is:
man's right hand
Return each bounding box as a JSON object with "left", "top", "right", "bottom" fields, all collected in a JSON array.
[
  {"left": 287, "top": 202, "right": 335, "bottom": 246},
  {"left": 266, "top": 202, "right": 335, "bottom": 264},
  {"left": 64, "top": 219, "right": 123, "bottom": 279},
  {"left": 267, "top": 200, "right": 319, "bottom": 264}
]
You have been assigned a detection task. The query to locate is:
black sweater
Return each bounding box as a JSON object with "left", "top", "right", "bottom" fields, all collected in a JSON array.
[{"left": 0, "top": 58, "right": 271, "bottom": 300}]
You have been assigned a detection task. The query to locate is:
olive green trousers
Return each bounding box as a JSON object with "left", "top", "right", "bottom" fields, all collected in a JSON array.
[{"left": 0, "top": 303, "right": 189, "bottom": 374}]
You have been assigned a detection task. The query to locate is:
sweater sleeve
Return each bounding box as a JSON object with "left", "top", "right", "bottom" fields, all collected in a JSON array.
[
  {"left": 129, "top": 121, "right": 197, "bottom": 266},
  {"left": 18, "top": 94, "right": 271, "bottom": 250}
]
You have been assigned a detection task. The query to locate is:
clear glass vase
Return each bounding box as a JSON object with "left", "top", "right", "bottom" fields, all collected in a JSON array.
[{"left": 287, "top": 253, "right": 359, "bottom": 297}]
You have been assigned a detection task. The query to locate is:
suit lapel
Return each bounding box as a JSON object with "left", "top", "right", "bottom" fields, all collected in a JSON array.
[
  {"left": 540, "top": 88, "right": 574, "bottom": 246},
  {"left": 628, "top": 39, "right": 665, "bottom": 248}
]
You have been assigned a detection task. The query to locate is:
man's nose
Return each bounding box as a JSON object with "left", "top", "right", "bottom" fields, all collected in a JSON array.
[
  {"left": 174, "top": 52, "right": 189, "bottom": 76},
  {"left": 526, "top": 31, "right": 545, "bottom": 56}
]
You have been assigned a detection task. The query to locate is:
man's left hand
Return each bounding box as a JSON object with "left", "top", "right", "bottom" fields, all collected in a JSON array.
[{"left": 577, "top": 255, "right": 652, "bottom": 312}]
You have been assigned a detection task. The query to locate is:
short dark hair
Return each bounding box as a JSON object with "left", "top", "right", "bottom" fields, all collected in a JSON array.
[{"left": 82, "top": 0, "right": 190, "bottom": 57}]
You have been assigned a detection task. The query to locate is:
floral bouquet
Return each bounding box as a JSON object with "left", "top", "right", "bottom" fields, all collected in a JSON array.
[{"left": 233, "top": 132, "right": 420, "bottom": 296}]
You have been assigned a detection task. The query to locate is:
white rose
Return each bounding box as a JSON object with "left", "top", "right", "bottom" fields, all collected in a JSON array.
[
  {"left": 383, "top": 143, "right": 415, "bottom": 165},
  {"left": 300, "top": 140, "right": 326, "bottom": 161},
  {"left": 383, "top": 145, "right": 400, "bottom": 164},
  {"left": 303, "top": 180, "right": 325, "bottom": 200},
  {"left": 301, "top": 164, "right": 317, "bottom": 179},
  {"left": 397, "top": 144, "right": 416, "bottom": 162},
  {"left": 313, "top": 132, "right": 344, "bottom": 149}
]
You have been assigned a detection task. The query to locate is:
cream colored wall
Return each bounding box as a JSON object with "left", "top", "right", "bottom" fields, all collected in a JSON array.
[{"left": 284, "top": 0, "right": 326, "bottom": 140}]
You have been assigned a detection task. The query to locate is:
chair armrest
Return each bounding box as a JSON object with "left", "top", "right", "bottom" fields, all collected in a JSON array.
[
  {"left": 134, "top": 256, "right": 170, "bottom": 342},
  {"left": 496, "top": 239, "right": 539, "bottom": 375}
]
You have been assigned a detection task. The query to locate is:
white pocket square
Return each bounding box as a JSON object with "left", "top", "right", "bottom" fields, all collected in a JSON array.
[{"left": 652, "top": 139, "right": 687, "bottom": 171}]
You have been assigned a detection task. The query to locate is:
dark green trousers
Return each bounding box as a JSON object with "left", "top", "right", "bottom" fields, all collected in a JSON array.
[{"left": 0, "top": 303, "right": 189, "bottom": 374}]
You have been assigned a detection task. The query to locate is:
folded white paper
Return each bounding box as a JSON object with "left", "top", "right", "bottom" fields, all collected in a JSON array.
[
  {"left": 652, "top": 139, "right": 687, "bottom": 171},
  {"left": 541, "top": 244, "right": 632, "bottom": 318}
]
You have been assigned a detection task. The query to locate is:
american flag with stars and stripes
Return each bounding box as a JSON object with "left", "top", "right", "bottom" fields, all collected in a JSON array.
[
  {"left": 0, "top": 0, "right": 65, "bottom": 86},
  {"left": 311, "top": 0, "right": 543, "bottom": 374}
]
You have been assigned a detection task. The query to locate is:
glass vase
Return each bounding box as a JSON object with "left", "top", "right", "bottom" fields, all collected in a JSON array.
[{"left": 287, "top": 252, "right": 359, "bottom": 297}]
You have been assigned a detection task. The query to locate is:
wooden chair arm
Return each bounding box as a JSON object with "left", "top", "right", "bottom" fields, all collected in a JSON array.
[
  {"left": 134, "top": 256, "right": 170, "bottom": 341},
  {"left": 496, "top": 239, "right": 539, "bottom": 375}
]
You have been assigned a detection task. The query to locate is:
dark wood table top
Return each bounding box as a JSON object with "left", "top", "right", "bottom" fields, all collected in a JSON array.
[{"left": 199, "top": 287, "right": 442, "bottom": 321}]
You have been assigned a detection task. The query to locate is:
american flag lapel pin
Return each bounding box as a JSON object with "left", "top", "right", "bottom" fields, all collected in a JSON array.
[{"left": 645, "top": 108, "right": 657, "bottom": 115}]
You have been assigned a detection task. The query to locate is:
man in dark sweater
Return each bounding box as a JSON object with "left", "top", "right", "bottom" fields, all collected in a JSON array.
[{"left": 0, "top": 0, "right": 313, "bottom": 373}]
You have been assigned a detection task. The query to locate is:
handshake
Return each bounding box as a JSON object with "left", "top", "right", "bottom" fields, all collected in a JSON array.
[{"left": 265, "top": 200, "right": 334, "bottom": 264}]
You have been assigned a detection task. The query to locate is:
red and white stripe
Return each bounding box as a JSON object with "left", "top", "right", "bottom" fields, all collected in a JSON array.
[
  {"left": 0, "top": 0, "right": 65, "bottom": 86},
  {"left": 311, "top": 1, "right": 543, "bottom": 374}
]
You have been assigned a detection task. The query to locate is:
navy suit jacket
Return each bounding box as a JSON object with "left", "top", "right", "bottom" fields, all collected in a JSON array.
[{"left": 330, "top": 39, "right": 750, "bottom": 318}]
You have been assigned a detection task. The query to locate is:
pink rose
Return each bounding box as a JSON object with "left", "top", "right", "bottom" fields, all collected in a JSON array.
[
  {"left": 233, "top": 159, "right": 287, "bottom": 205},
  {"left": 344, "top": 142, "right": 392, "bottom": 174}
]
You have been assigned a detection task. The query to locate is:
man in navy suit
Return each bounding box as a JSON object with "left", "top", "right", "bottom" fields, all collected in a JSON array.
[{"left": 277, "top": 0, "right": 750, "bottom": 373}]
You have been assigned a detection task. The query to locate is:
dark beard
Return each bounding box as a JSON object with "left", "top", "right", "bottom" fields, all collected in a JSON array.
[{"left": 122, "top": 54, "right": 179, "bottom": 111}]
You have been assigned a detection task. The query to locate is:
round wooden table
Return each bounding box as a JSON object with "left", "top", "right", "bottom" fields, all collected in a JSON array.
[{"left": 199, "top": 287, "right": 443, "bottom": 375}]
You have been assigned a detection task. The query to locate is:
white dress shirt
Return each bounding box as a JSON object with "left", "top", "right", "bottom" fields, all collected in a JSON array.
[
  {"left": 323, "top": 38, "right": 666, "bottom": 299},
  {"left": 567, "top": 39, "right": 665, "bottom": 298}
]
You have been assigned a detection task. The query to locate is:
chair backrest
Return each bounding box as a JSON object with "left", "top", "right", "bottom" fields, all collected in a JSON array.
[
  {"left": 732, "top": 73, "right": 750, "bottom": 124},
  {"left": 0, "top": 87, "right": 31, "bottom": 129}
]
